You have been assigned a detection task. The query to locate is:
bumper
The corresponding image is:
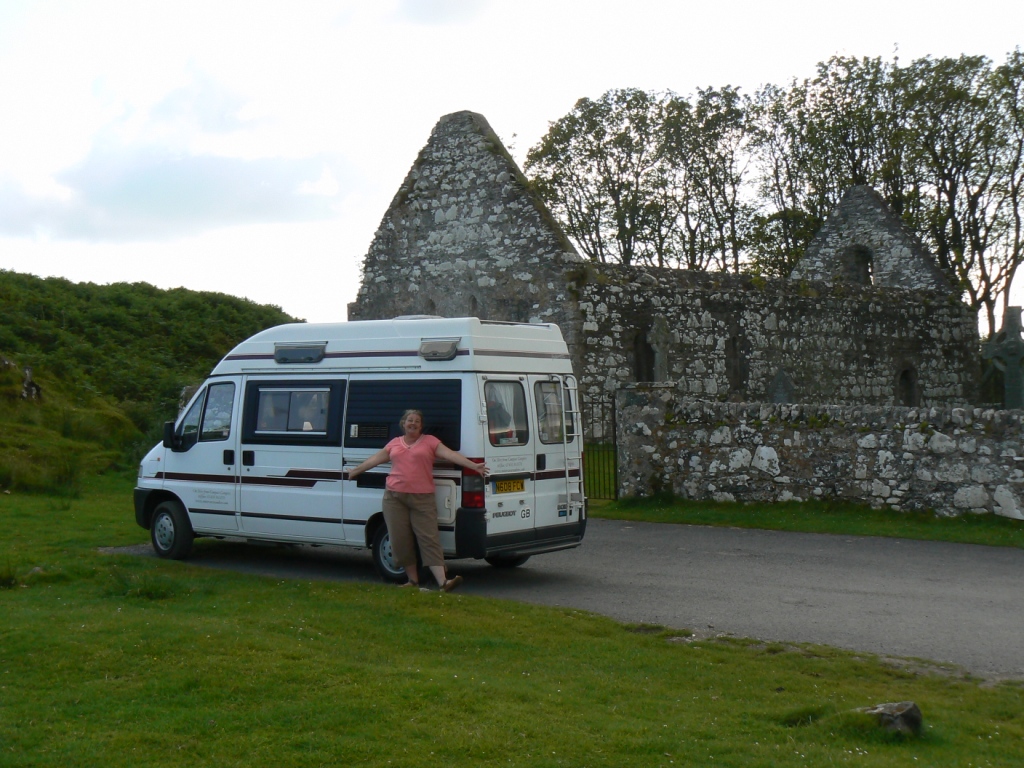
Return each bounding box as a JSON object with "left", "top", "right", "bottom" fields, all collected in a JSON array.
[{"left": 454, "top": 507, "right": 587, "bottom": 559}]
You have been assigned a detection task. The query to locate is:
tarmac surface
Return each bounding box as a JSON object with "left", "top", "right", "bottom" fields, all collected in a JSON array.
[{"left": 123, "top": 517, "right": 1024, "bottom": 680}]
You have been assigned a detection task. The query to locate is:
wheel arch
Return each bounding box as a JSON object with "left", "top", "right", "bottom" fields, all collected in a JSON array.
[
  {"left": 364, "top": 511, "right": 386, "bottom": 549},
  {"left": 139, "top": 490, "right": 185, "bottom": 530}
]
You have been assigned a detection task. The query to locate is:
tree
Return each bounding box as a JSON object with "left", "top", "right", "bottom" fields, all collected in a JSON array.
[
  {"left": 526, "top": 87, "right": 756, "bottom": 271},
  {"left": 525, "top": 89, "right": 672, "bottom": 266},
  {"left": 748, "top": 56, "right": 912, "bottom": 275},
  {"left": 901, "top": 54, "right": 1024, "bottom": 332},
  {"left": 662, "top": 86, "right": 754, "bottom": 273}
]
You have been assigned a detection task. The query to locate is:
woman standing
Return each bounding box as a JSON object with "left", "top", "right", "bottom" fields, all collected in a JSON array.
[{"left": 347, "top": 409, "right": 489, "bottom": 591}]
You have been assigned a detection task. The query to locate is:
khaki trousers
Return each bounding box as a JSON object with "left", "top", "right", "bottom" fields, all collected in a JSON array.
[{"left": 381, "top": 490, "right": 445, "bottom": 567}]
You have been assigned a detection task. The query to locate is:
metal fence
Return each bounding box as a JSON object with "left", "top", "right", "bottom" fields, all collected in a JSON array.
[{"left": 582, "top": 392, "right": 617, "bottom": 500}]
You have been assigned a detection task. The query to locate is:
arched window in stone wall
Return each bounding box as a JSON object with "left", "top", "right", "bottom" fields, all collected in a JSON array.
[
  {"left": 897, "top": 367, "right": 919, "bottom": 407},
  {"left": 838, "top": 244, "right": 874, "bottom": 285},
  {"left": 469, "top": 296, "right": 479, "bottom": 317},
  {"left": 633, "top": 327, "right": 655, "bottom": 382}
]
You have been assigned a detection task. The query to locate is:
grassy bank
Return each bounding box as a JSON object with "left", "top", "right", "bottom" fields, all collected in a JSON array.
[{"left": 1, "top": 475, "right": 1023, "bottom": 767}]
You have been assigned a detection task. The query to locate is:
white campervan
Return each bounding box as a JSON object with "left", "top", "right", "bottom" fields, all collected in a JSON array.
[{"left": 133, "top": 317, "right": 586, "bottom": 581}]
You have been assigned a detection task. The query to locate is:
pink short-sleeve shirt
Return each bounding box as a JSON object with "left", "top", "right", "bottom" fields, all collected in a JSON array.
[{"left": 384, "top": 434, "right": 441, "bottom": 493}]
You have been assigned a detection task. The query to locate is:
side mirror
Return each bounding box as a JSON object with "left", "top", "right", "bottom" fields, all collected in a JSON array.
[{"left": 162, "top": 420, "right": 178, "bottom": 450}]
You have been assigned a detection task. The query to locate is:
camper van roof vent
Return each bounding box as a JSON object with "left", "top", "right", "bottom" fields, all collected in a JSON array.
[
  {"left": 274, "top": 343, "right": 326, "bottom": 364},
  {"left": 419, "top": 338, "right": 460, "bottom": 362}
]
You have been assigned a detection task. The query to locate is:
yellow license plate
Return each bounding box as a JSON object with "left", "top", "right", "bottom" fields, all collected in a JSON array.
[{"left": 494, "top": 479, "right": 525, "bottom": 494}]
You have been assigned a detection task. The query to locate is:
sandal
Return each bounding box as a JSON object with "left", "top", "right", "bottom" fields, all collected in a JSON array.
[
  {"left": 441, "top": 575, "right": 463, "bottom": 593},
  {"left": 399, "top": 579, "right": 420, "bottom": 588}
]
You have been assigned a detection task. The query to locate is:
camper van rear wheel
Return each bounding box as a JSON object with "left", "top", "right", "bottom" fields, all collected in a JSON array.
[
  {"left": 484, "top": 554, "right": 531, "bottom": 568},
  {"left": 150, "top": 500, "right": 194, "bottom": 560},
  {"left": 371, "top": 525, "right": 408, "bottom": 584}
]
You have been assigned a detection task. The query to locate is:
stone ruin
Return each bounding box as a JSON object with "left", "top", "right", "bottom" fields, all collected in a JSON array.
[
  {"left": 345, "top": 111, "right": 1024, "bottom": 513},
  {"left": 350, "top": 110, "right": 979, "bottom": 410}
]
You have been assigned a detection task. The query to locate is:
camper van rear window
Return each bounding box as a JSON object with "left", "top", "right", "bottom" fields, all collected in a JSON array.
[
  {"left": 274, "top": 344, "right": 326, "bottom": 364},
  {"left": 485, "top": 381, "right": 529, "bottom": 447},
  {"left": 535, "top": 381, "right": 576, "bottom": 445}
]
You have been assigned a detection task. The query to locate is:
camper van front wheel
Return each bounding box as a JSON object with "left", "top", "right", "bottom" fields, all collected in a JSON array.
[
  {"left": 150, "top": 500, "right": 194, "bottom": 560},
  {"left": 371, "top": 525, "right": 408, "bottom": 584}
]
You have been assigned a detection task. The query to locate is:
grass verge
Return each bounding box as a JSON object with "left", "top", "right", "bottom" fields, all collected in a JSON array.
[
  {"left": 1, "top": 475, "right": 1022, "bottom": 767},
  {"left": 590, "top": 495, "right": 1024, "bottom": 549}
]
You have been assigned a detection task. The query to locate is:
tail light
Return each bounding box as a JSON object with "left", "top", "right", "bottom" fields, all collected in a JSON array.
[{"left": 461, "top": 462, "right": 486, "bottom": 508}]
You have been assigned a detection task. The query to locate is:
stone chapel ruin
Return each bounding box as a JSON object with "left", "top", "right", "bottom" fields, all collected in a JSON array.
[
  {"left": 350, "top": 110, "right": 978, "bottom": 409},
  {"left": 349, "top": 111, "right": 1024, "bottom": 518}
]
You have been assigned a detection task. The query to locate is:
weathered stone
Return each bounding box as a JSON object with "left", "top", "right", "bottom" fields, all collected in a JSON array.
[
  {"left": 993, "top": 485, "right": 1024, "bottom": 520},
  {"left": 860, "top": 701, "right": 923, "bottom": 737},
  {"left": 751, "top": 446, "right": 780, "bottom": 476},
  {"left": 928, "top": 433, "right": 957, "bottom": 455},
  {"left": 953, "top": 486, "right": 990, "bottom": 510}
]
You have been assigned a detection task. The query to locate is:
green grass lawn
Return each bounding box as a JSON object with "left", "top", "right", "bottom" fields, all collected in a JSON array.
[{"left": 2, "top": 474, "right": 1023, "bottom": 767}]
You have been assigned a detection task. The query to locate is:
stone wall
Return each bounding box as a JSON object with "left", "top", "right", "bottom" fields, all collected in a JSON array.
[
  {"left": 349, "top": 111, "right": 583, "bottom": 350},
  {"left": 791, "top": 186, "right": 951, "bottom": 292},
  {"left": 616, "top": 387, "right": 1024, "bottom": 519},
  {"left": 574, "top": 264, "right": 979, "bottom": 408}
]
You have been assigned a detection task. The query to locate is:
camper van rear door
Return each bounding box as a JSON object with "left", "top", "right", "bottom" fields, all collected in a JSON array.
[{"left": 483, "top": 378, "right": 535, "bottom": 534}]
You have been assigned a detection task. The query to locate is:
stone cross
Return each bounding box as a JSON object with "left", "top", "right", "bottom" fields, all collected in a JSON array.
[
  {"left": 648, "top": 316, "right": 676, "bottom": 382},
  {"left": 983, "top": 306, "right": 1024, "bottom": 409}
]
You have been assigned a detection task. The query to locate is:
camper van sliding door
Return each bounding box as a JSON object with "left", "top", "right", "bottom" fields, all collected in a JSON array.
[
  {"left": 482, "top": 378, "right": 536, "bottom": 536},
  {"left": 238, "top": 379, "right": 346, "bottom": 543},
  {"left": 342, "top": 378, "right": 462, "bottom": 535}
]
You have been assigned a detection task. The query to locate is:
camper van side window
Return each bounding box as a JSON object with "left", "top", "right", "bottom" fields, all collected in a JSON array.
[
  {"left": 535, "top": 381, "right": 575, "bottom": 445},
  {"left": 485, "top": 381, "right": 528, "bottom": 447},
  {"left": 200, "top": 383, "right": 235, "bottom": 442},
  {"left": 255, "top": 388, "right": 330, "bottom": 435}
]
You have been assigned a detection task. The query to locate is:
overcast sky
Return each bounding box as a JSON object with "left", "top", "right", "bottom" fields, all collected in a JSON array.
[{"left": 1, "top": 0, "right": 1021, "bottom": 323}]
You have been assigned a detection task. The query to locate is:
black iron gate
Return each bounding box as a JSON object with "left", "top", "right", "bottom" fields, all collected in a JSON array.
[{"left": 582, "top": 392, "right": 617, "bottom": 500}]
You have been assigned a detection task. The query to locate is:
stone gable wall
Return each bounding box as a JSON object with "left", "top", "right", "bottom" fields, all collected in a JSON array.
[
  {"left": 349, "top": 111, "right": 583, "bottom": 348},
  {"left": 616, "top": 388, "right": 1024, "bottom": 519},
  {"left": 574, "top": 265, "right": 979, "bottom": 408},
  {"left": 790, "top": 186, "right": 950, "bottom": 292}
]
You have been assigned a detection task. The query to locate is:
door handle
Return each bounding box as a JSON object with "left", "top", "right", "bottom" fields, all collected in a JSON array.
[
  {"left": 223, "top": 449, "right": 235, "bottom": 465},
  {"left": 536, "top": 453, "right": 546, "bottom": 471},
  {"left": 242, "top": 450, "right": 255, "bottom": 466}
]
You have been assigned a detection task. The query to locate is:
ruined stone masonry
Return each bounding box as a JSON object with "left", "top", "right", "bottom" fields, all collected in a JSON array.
[
  {"left": 348, "top": 110, "right": 1011, "bottom": 515},
  {"left": 616, "top": 388, "right": 1024, "bottom": 519},
  {"left": 574, "top": 264, "right": 975, "bottom": 408},
  {"left": 349, "top": 111, "right": 582, "bottom": 351}
]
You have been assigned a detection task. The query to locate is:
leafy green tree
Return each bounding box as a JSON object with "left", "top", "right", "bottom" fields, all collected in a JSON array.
[
  {"left": 526, "top": 89, "right": 681, "bottom": 266},
  {"left": 663, "top": 86, "right": 754, "bottom": 273},
  {"left": 527, "top": 87, "right": 756, "bottom": 271},
  {"left": 748, "top": 56, "right": 913, "bottom": 275}
]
